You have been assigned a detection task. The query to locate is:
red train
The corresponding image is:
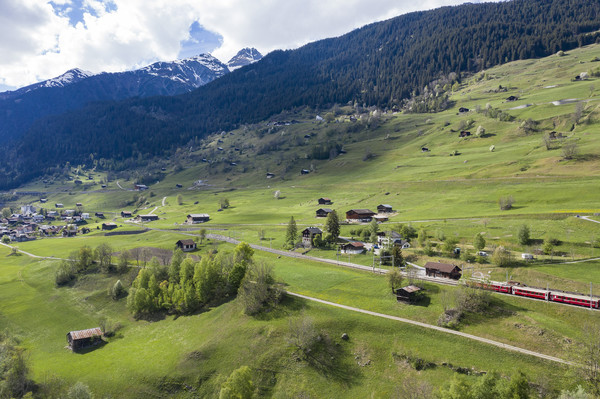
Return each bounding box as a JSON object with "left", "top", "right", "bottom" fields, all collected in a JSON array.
[{"left": 468, "top": 279, "right": 599, "bottom": 309}]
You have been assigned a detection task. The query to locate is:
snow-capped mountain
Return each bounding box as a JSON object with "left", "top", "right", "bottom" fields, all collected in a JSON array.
[
  {"left": 0, "top": 68, "right": 95, "bottom": 100},
  {"left": 0, "top": 54, "right": 230, "bottom": 141},
  {"left": 227, "top": 48, "right": 263, "bottom": 71}
]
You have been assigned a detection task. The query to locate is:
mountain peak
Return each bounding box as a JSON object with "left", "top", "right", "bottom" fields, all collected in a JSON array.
[
  {"left": 46, "top": 68, "right": 95, "bottom": 87},
  {"left": 227, "top": 48, "right": 263, "bottom": 71}
]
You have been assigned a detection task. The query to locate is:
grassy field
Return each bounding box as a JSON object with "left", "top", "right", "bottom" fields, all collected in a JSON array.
[{"left": 0, "top": 245, "right": 584, "bottom": 397}]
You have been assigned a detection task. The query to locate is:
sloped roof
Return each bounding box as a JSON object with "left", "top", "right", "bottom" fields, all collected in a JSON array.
[
  {"left": 424, "top": 262, "right": 461, "bottom": 273},
  {"left": 177, "top": 239, "right": 196, "bottom": 246},
  {"left": 68, "top": 327, "right": 103, "bottom": 340},
  {"left": 401, "top": 285, "right": 421, "bottom": 293},
  {"left": 316, "top": 208, "right": 333, "bottom": 213},
  {"left": 303, "top": 227, "right": 322, "bottom": 234},
  {"left": 188, "top": 214, "right": 210, "bottom": 218},
  {"left": 347, "top": 209, "right": 375, "bottom": 215}
]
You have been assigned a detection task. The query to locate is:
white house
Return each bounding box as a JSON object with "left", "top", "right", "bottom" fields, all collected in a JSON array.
[{"left": 340, "top": 242, "right": 365, "bottom": 254}]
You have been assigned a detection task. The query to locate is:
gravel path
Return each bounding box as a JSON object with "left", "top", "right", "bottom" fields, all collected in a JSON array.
[{"left": 287, "top": 291, "right": 574, "bottom": 366}]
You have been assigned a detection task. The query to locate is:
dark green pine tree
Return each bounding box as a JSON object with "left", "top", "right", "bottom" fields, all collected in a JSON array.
[{"left": 285, "top": 216, "right": 298, "bottom": 248}]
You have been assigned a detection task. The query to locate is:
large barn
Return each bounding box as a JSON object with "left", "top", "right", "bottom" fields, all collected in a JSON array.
[{"left": 424, "top": 262, "right": 462, "bottom": 280}]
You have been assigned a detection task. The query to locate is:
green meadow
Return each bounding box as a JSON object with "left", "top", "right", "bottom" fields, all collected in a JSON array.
[{"left": 2, "top": 44, "right": 600, "bottom": 396}]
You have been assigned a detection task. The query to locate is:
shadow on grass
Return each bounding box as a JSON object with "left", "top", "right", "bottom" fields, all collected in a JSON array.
[
  {"left": 72, "top": 340, "right": 108, "bottom": 355},
  {"left": 459, "top": 296, "right": 527, "bottom": 328},
  {"left": 251, "top": 294, "right": 305, "bottom": 322},
  {"left": 298, "top": 334, "right": 362, "bottom": 387}
]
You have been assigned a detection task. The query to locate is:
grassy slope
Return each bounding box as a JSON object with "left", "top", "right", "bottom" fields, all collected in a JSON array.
[
  {"left": 0, "top": 245, "right": 575, "bottom": 398},
  {"left": 3, "top": 45, "right": 600, "bottom": 396}
]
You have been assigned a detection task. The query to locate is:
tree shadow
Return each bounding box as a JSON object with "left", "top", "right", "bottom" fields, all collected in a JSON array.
[
  {"left": 251, "top": 294, "right": 305, "bottom": 321},
  {"left": 480, "top": 133, "right": 496, "bottom": 138},
  {"left": 300, "top": 334, "right": 362, "bottom": 387},
  {"left": 458, "top": 296, "right": 527, "bottom": 328}
]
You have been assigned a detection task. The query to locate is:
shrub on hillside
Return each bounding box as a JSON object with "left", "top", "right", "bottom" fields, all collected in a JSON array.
[{"left": 238, "top": 263, "right": 285, "bottom": 315}]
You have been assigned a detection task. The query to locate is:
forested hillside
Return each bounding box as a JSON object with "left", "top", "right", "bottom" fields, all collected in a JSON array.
[{"left": 3, "top": 0, "right": 600, "bottom": 189}]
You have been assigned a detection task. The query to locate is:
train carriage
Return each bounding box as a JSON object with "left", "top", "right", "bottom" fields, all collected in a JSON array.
[
  {"left": 550, "top": 292, "right": 600, "bottom": 309},
  {"left": 511, "top": 286, "right": 549, "bottom": 300}
]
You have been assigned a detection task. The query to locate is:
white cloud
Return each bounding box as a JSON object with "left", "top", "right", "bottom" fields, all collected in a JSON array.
[{"left": 0, "top": 0, "right": 480, "bottom": 89}]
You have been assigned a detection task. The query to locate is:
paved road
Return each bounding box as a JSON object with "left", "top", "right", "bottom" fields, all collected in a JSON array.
[
  {"left": 162, "top": 196, "right": 167, "bottom": 207},
  {"left": 287, "top": 291, "right": 574, "bottom": 366}
]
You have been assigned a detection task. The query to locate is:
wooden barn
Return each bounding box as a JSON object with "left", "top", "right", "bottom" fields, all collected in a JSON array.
[
  {"left": 121, "top": 211, "right": 132, "bottom": 218},
  {"left": 137, "top": 215, "right": 159, "bottom": 222},
  {"left": 176, "top": 239, "right": 197, "bottom": 252},
  {"left": 186, "top": 214, "right": 210, "bottom": 224},
  {"left": 394, "top": 285, "right": 422, "bottom": 303},
  {"left": 377, "top": 204, "right": 393, "bottom": 213},
  {"left": 318, "top": 197, "right": 333, "bottom": 205},
  {"left": 67, "top": 327, "right": 103, "bottom": 351},
  {"left": 424, "top": 262, "right": 462, "bottom": 280},
  {"left": 346, "top": 209, "right": 376, "bottom": 222},
  {"left": 316, "top": 208, "right": 333, "bottom": 218},
  {"left": 101, "top": 222, "right": 117, "bottom": 231}
]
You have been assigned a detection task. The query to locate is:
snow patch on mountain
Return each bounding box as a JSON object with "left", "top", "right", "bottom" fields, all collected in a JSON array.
[{"left": 227, "top": 48, "right": 263, "bottom": 71}]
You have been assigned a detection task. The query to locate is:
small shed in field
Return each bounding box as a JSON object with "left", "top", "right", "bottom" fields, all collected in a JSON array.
[
  {"left": 101, "top": 222, "right": 117, "bottom": 231},
  {"left": 67, "top": 327, "right": 103, "bottom": 351},
  {"left": 316, "top": 208, "right": 333, "bottom": 218},
  {"left": 187, "top": 214, "right": 210, "bottom": 224},
  {"left": 176, "top": 239, "right": 197, "bottom": 252},
  {"left": 318, "top": 197, "right": 333, "bottom": 205},
  {"left": 394, "top": 285, "right": 422, "bottom": 302},
  {"left": 137, "top": 215, "right": 159, "bottom": 222},
  {"left": 377, "top": 204, "right": 393, "bottom": 213}
]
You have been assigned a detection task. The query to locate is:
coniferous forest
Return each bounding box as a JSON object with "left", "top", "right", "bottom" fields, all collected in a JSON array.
[{"left": 2, "top": 0, "right": 600, "bottom": 188}]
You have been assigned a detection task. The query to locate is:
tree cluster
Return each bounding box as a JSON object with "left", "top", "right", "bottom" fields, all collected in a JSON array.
[
  {"left": 438, "top": 371, "right": 531, "bottom": 399},
  {"left": 127, "top": 245, "right": 244, "bottom": 316},
  {"left": 0, "top": 331, "right": 31, "bottom": 398},
  {"left": 55, "top": 243, "right": 116, "bottom": 286},
  {"left": 126, "top": 243, "right": 282, "bottom": 317}
]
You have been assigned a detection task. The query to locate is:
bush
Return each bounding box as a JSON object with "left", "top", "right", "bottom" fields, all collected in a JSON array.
[
  {"left": 498, "top": 195, "right": 514, "bottom": 210},
  {"left": 238, "top": 263, "right": 284, "bottom": 315},
  {"left": 387, "top": 268, "right": 404, "bottom": 292},
  {"left": 492, "top": 246, "right": 513, "bottom": 267},
  {"left": 456, "top": 285, "right": 491, "bottom": 313},
  {"left": 518, "top": 225, "right": 531, "bottom": 246},
  {"left": 437, "top": 308, "right": 463, "bottom": 328},
  {"left": 219, "top": 366, "right": 255, "bottom": 399},
  {"left": 110, "top": 280, "right": 127, "bottom": 300},
  {"left": 67, "top": 382, "right": 93, "bottom": 399},
  {"left": 55, "top": 260, "right": 76, "bottom": 286}
]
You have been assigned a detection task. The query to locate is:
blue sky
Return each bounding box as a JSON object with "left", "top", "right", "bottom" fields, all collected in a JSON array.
[{"left": 0, "top": 0, "right": 484, "bottom": 91}]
